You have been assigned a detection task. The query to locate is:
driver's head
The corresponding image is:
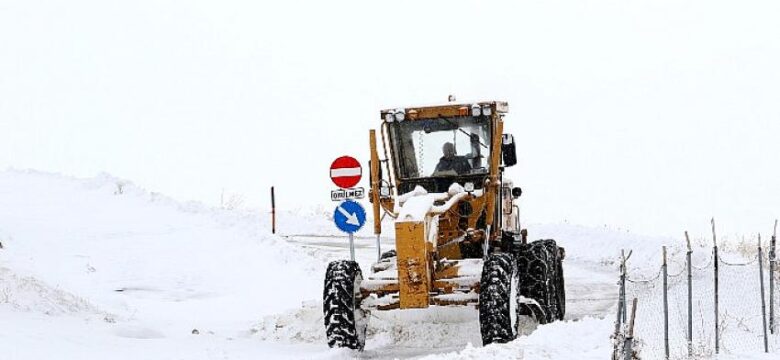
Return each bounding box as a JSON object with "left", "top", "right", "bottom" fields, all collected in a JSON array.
[{"left": 442, "top": 142, "right": 456, "bottom": 158}]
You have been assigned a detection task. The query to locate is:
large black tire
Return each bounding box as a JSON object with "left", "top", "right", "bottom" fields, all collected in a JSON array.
[
  {"left": 479, "top": 253, "right": 518, "bottom": 345},
  {"left": 323, "top": 260, "right": 367, "bottom": 350},
  {"left": 555, "top": 248, "right": 566, "bottom": 320},
  {"left": 515, "top": 239, "right": 562, "bottom": 324},
  {"left": 538, "top": 239, "right": 566, "bottom": 320}
]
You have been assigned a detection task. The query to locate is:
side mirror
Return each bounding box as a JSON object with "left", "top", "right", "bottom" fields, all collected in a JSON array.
[
  {"left": 511, "top": 187, "right": 522, "bottom": 198},
  {"left": 501, "top": 134, "right": 517, "bottom": 167}
]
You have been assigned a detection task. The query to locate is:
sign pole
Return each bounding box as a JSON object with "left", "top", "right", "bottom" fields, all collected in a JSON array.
[
  {"left": 376, "top": 235, "right": 381, "bottom": 262},
  {"left": 349, "top": 233, "right": 355, "bottom": 261}
]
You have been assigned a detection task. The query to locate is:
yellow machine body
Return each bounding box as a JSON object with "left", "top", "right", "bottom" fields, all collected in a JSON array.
[
  {"left": 395, "top": 221, "right": 431, "bottom": 308},
  {"left": 362, "top": 100, "right": 521, "bottom": 310}
]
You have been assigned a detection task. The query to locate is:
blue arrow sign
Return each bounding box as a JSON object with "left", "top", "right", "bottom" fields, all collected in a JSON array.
[{"left": 333, "top": 200, "right": 366, "bottom": 234}]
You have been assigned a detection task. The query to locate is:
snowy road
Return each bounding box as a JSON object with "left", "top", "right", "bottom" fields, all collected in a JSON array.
[{"left": 271, "top": 234, "right": 619, "bottom": 359}]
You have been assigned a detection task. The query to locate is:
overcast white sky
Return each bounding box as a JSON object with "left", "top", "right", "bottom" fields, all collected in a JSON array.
[{"left": 1, "top": 0, "right": 779, "bottom": 238}]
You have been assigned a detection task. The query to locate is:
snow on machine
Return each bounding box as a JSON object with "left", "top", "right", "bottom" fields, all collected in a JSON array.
[{"left": 323, "top": 99, "right": 565, "bottom": 350}]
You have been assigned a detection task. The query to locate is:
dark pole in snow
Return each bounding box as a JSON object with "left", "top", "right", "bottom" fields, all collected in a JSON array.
[
  {"left": 662, "top": 246, "right": 669, "bottom": 359},
  {"left": 712, "top": 218, "right": 720, "bottom": 354},
  {"left": 271, "top": 186, "right": 276, "bottom": 234},
  {"left": 614, "top": 293, "right": 623, "bottom": 337},
  {"left": 770, "top": 220, "right": 777, "bottom": 334},
  {"left": 758, "top": 234, "right": 769, "bottom": 353},
  {"left": 624, "top": 297, "right": 638, "bottom": 360},
  {"left": 620, "top": 249, "right": 627, "bottom": 324},
  {"left": 685, "top": 231, "right": 693, "bottom": 357}
]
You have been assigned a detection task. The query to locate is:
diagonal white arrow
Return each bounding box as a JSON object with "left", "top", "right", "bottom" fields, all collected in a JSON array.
[{"left": 337, "top": 205, "right": 360, "bottom": 226}]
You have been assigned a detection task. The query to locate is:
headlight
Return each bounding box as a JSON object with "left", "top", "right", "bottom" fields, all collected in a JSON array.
[
  {"left": 380, "top": 185, "right": 391, "bottom": 197},
  {"left": 464, "top": 182, "right": 475, "bottom": 192},
  {"left": 384, "top": 112, "right": 395, "bottom": 122},
  {"left": 394, "top": 109, "right": 405, "bottom": 121},
  {"left": 471, "top": 104, "right": 481, "bottom": 117},
  {"left": 481, "top": 105, "right": 492, "bottom": 117}
]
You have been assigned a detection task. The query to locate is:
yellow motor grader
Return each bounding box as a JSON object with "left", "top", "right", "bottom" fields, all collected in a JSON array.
[{"left": 323, "top": 100, "right": 565, "bottom": 350}]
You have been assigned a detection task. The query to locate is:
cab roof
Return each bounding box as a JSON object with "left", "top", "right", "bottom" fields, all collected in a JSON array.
[{"left": 380, "top": 100, "right": 508, "bottom": 121}]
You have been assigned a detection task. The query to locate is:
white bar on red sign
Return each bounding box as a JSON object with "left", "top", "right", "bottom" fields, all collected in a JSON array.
[{"left": 330, "top": 167, "right": 361, "bottom": 177}]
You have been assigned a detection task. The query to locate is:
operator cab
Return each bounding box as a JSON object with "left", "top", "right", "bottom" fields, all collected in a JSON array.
[{"left": 382, "top": 102, "right": 504, "bottom": 194}]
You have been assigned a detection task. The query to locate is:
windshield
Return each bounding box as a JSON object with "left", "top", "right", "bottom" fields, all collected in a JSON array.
[{"left": 389, "top": 116, "right": 491, "bottom": 179}]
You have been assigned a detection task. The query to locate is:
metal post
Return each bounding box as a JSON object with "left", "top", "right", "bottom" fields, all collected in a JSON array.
[
  {"left": 271, "top": 186, "right": 276, "bottom": 234},
  {"left": 615, "top": 292, "right": 624, "bottom": 333},
  {"left": 759, "top": 234, "right": 769, "bottom": 353},
  {"left": 620, "top": 249, "right": 627, "bottom": 324},
  {"left": 686, "top": 231, "right": 693, "bottom": 357},
  {"left": 376, "top": 234, "right": 381, "bottom": 263},
  {"left": 349, "top": 233, "right": 355, "bottom": 262},
  {"left": 613, "top": 297, "right": 623, "bottom": 360},
  {"left": 770, "top": 220, "right": 777, "bottom": 334},
  {"left": 624, "top": 298, "right": 638, "bottom": 360},
  {"left": 483, "top": 225, "right": 491, "bottom": 259},
  {"left": 712, "top": 218, "right": 720, "bottom": 354},
  {"left": 663, "top": 246, "right": 670, "bottom": 359}
]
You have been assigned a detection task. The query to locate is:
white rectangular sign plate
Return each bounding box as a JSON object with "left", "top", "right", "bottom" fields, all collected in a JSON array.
[{"left": 331, "top": 187, "right": 365, "bottom": 201}]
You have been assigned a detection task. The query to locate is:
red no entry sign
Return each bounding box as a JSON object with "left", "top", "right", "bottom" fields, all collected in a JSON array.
[{"left": 330, "top": 156, "right": 362, "bottom": 189}]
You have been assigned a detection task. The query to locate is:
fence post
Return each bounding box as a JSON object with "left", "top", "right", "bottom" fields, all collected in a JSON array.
[
  {"left": 624, "top": 297, "right": 638, "bottom": 360},
  {"left": 617, "top": 250, "right": 625, "bottom": 330},
  {"left": 271, "top": 186, "right": 276, "bottom": 234},
  {"left": 621, "top": 249, "right": 628, "bottom": 324},
  {"left": 770, "top": 220, "right": 777, "bottom": 334},
  {"left": 663, "top": 246, "right": 670, "bottom": 359},
  {"left": 712, "top": 218, "right": 720, "bottom": 354},
  {"left": 613, "top": 296, "right": 624, "bottom": 360},
  {"left": 685, "top": 231, "right": 693, "bottom": 357},
  {"left": 759, "top": 234, "right": 769, "bottom": 353}
]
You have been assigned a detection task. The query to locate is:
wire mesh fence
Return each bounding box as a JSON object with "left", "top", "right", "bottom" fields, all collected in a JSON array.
[
  {"left": 718, "top": 252, "right": 765, "bottom": 354},
  {"left": 616, "top": 221, "right": 779, "bottom": 359}
]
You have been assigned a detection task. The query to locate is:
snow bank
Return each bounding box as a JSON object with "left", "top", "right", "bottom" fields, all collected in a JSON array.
[
  {"left": 421, "top": 317, "right": 612, "bottom": 360},
  {"left": 256, "top": 303, "right": 483, "bottom": 355},
  {"left": 2, "top": 169, "right": 774, "bottom": 359},
  {"left": 528, "top": 222, "right": 673, "bottom": 270},
  {"left": 0, "top": 169, "right": 328, "bottom": 359},
  {"left": 253, "top": 300, "right": 325, "bottom": 344},
  {"left": 0, "top": 266, "right": 108, "bottom": 317}
]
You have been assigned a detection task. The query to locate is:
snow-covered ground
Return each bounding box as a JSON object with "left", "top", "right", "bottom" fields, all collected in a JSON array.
[
  {"left": 0, "top": 170, "right": 327, "bottom": 359},
  {"left": 1, "top": 170, "right": 777, "bottom": 359}
]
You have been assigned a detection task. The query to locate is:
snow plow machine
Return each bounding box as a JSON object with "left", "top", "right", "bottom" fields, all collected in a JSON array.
[{"left": 323, "top": 100, "right": 565, "bottom": 350}]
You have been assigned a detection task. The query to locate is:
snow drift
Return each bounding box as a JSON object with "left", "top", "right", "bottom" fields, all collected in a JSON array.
[{"left": 2, "top": 169, "right": 776, "bottom": 360}]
